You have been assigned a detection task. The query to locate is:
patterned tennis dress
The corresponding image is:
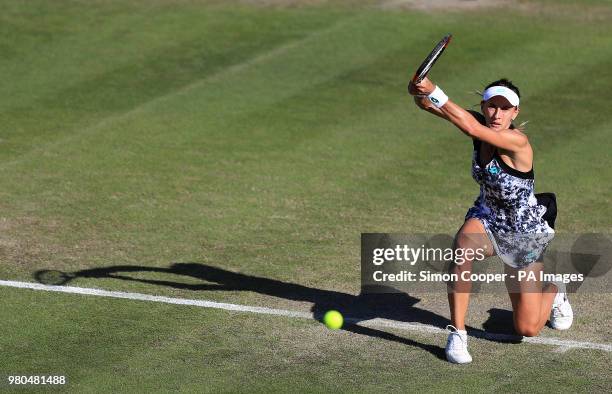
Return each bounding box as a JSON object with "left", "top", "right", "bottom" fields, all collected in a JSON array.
[{"left": 465, "top": 138, "right": 555, "bottom": 268}]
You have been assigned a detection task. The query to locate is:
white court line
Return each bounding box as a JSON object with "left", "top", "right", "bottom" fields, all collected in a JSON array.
[{"left": 1, "top": 279, "right": 610, "bottom": 353}]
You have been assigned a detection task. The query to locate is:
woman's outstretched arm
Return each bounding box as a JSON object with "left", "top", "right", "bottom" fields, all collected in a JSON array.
[
  {"left": 412, "top": 95, "right": 450, "bottom": 121},
  {"left": 409, "top": 77, "right": 528, "bottom": 153}
]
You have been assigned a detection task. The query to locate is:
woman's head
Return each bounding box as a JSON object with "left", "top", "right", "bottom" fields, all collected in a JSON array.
[{"left": 481, "top": 78, "right": 520, "bottom": 130}]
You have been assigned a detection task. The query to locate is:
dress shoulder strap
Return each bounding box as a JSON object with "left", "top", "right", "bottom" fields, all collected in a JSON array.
[{"left": 467, "top": 110, "right": 486, "bottom": 151}]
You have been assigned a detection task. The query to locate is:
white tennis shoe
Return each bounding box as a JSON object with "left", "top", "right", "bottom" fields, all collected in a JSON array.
[
  {"left": 445, "top": 325, "right": 472, "bottom": 364},
  {"left": 550, "top": 282, "right": 573, "bottom": 330}
]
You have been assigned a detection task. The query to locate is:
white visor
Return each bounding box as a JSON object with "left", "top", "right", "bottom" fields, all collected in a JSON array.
[{"left": 482, "top": 86, "right": 520, "bottom": 107}]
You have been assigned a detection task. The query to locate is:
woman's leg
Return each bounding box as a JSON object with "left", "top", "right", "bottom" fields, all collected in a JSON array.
[
  {"left": 448, "top": 219, "right": 495, "bottom": 330},
  {"left": 505, "top": 263, "right": 558, "bottom": 336}
]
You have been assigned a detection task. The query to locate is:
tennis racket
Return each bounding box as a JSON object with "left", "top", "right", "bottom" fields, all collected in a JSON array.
[{"left": 412, "top": 34, "right": 452, "bottom": 83}]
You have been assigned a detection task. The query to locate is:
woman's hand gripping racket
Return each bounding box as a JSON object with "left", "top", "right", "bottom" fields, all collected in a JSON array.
[{"left": 408, "top": 34, "right": 452, "bottom": 96}]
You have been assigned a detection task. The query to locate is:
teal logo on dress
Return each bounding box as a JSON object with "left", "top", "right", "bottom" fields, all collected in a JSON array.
[{"left": 488, "top": 165, "right": 500, "bottom": 175}]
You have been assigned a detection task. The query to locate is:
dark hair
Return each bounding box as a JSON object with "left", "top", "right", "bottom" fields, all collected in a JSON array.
[{"left": 485, "top": 78, "right": 520, "bottom": 99}]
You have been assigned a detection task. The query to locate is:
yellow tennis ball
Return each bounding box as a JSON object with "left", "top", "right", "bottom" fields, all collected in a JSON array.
[{"left": 323, "top": 310, "right": 343, "bottom": 330}]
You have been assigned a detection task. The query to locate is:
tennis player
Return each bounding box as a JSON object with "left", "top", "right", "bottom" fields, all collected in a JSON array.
[{"left": 408, "top": 77, "right": 573, "bottom": 364}]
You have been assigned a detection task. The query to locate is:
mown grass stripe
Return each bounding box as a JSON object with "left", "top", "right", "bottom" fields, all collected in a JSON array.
[{"left": 0, "top": 14, "right": 357, "bottom": 170}]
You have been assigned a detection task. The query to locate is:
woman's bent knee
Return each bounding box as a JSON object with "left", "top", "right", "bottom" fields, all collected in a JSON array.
[{"left": 514, "top": 322, "right": 541, "bottom": 337}]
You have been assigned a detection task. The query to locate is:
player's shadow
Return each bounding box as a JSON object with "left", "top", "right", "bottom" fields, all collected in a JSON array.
[
  {"left": 33, "top": 262, "right": 514, "bottom": 359},
  {"left": 483, "top": 308, "right": 516, "bottom": 334}
]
